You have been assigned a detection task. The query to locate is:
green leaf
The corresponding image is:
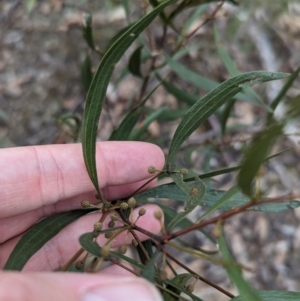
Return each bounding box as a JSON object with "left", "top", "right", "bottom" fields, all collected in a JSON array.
[
  {"left": 109, "top": 84, "right": 159, "bottom": 141},
  {"left": 82, "top": 13, "right": 95, "bottom": 50},
  {"left": 4, "top": 209, "right": 95, "bottom": 271},
  {"left": 167, "top": 71, "right": 290, "bottom": 164},
  {"left": 267, "top": 65, "right": 300, "bottom": 123},
  {"left": 137, "top": 239, "right": 154, "bottom": 265},
  {"left": 141, "top": 252, "right": 157, "bottom": 282},
  {"left": 196, "top": 186, "right": 239, "bottom": 222},
  {"left": 166, "top": 54, "right": 274, "bottom": 110},
  {"left": 213, "top": 24, "right": 271, "bottom": 133},
  {"left": 57, "top": 113, "right": 81, "bottom": 141},
  {"left": 159, "top": 78, "right": 198, "bottom": 106},
  {"left": 218, "top": 228, "right": 263, "bottom": 301},
  {"left": 79, "top": 232, "right": 145, "bottom": 270},
  {"left": 81, "top": 54, "right": 93, "bottom": 91},
  {"left": 181, "top": 4, "right": 208, "bottom": 36},
  {"left": 150, "top": 107, "right": 191, "bottom": 122},
  {"left": 122, "top": 0, "right": 131, "bottom": 23},
  {"left": 237, "top": 124, "right": 283, "bottom": 196},
  {"left": 163, "top": 278, "right": 204, "bottom": 301},
  {"left": 214, "top": 24, "right": 239, "bottom": 78},
  {"left": 167, "top": 175, "right": 206, "bottom": 230},
  {"left": 81, "top": 0, "right": 176, "bottom": 197},
  {"left": 129, "top": 106, "right": 168, "bottom": 140},
  {"left": 135, "top": 183, "right": 300, "bottom": 213},
  {"left": 128, "top": 45, "right": 143, "bottom": 77},
  {"left": 231, "top": 290, "right": 300, "bottom": 301},
  {"left": 165, "top": 53, "right": 218, "bottom": 91},
  {"left": 149, "top": 0, "right": 179, "bottom": 34},
  {"left": 163, "top": 273, "right": 194, "bottom": 301},
  {"left": 221, "top": 98, "right": 235, "bottom": 135},
  {"left": 26, "top": 0, "right": 36, "bottom": 13}
]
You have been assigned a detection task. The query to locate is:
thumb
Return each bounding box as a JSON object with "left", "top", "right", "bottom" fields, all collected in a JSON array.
[{"left": 0, "top": 272, "right": 163, "bottom": 301}]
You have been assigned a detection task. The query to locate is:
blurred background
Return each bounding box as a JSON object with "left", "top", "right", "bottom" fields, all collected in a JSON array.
[{"left": 1, "top": 1, "right": 300, "bottom": 300}]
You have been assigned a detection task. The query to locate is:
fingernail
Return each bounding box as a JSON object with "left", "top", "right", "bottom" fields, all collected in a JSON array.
[{"left": 82, "top": 279, "right": 162, "bottom": 301}]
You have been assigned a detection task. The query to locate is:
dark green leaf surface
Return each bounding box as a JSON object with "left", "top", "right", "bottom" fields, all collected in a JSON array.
[
  {"left": 81, "top": 54, "right": 93, "bottom": 91},
  {"left": 267, "top": 66, "right": 300, "bottom": 123},
  {"left": 137, "top": 239, "right": 154, "bottom": 265},
  {"left": 218, "top": 230, "right": 263, "bottom": 301},
  {"left": 128, "top": 45, "right": 143, "bottom": 77},
  {"left": 167, "top": 71, "right": 289, "bottom": 163},
  {"left": 150, "top": 107, "right": 190, "bottom": 121},
  {"left": 4, "top": 209, "right": 95, "bottom": 270},
  {"left": 221, "top": 98, "right": 235, "bottom": 135},
  {"left": 160, "top": 78, "right": 198, "bottom": 106},
  {"left": 167, "top": 175, "right": 206, "bottom": 230},
  {"left": 163, "top": 273, "right": 194, "bottom": 301},
  {"left": 237, "top": 124, "right": 283, "bottom": 196},
  {"left": 149, "top": 0, "right": 175, "bottom": 32},
  {"left": 231, "top": 290, "right": 300, "bottom": 301},
  {"left": 82, "top": 13, "right": 95, "bottom": 50},
  {"left": 196, "top": 186, "right": 239, "bottom": 222},
  {"left": 163, "top": 279, "right": 204, "bottom": 301},
  {"left": 81, "top": 0, "right": 176, "bottom": 196},
  {"left": 141, "top": 252, "right": 157, "bottom": 282},
  {"left": 135, "top": 184, "right": 300, "bottom": 213},
  {"left": 79, "top": 232, "right": 145, "bottom": 269}
]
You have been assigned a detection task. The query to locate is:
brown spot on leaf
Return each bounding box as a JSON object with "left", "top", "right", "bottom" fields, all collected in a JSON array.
[{"left": 191, "top": 188, "right": 199, "bottom": 195}]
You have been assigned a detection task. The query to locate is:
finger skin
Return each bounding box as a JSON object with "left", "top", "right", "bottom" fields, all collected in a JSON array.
[
  {"left": 0, "top": 272, "right": 162, "bottom": 301},
  {"left": 0, "top": 142, "right": 164, "bottom": 218},
  {"left": 0, "top": 205, "right": 164, "bottom": 271},
  {"left": 0, "top": 178, "right": 155, "bottom": 244}
]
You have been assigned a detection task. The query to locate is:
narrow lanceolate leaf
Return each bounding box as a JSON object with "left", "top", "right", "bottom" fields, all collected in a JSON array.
[
  {"left": 141, "top": 252, "right": 157, "bottom": 282},
  {"left": 81, "top": 0, "right": 176, "bottom": 196},
  {"left": 267, "top": 65, "right": 300, "bottom": 123},
  {"left": 213, "top": 24, "right": 264, "bottom": 107},
  {"left": 128, "top": 45, "right": 143, "bottom": 77},
  {"left": 81, "top": 54, "right": 93, "bottom": 91},
  {"left": 83, "top": 13, "right": 95, "bottom": 50},
  {"left": 237, "top": 123, "right": 283, "bottom": 197},
  {"left": 196, "top": 186, "right": 239, "bottom": 223},
  {"left": 231, "top": 290, "right": 300, "bottom": 301},
  {"left": 218, "top": 228, "right": 263, "bottom": 301},
  {"left": 167, "top": 71, "right": 290, "bottom": 164},
  {"left": 163, "top": 274, "right": 194, "bottom": 301},
  {"left": 4, "top": 209, "right": 95, "bottom": 271},
  {"left": 159, "top": 78, "right": 198, "bottom": 106},
  {"left": 109, "top": 84, "right": 159, "bottom": 141},
  {"left": 163, "top": 278, "right": 204, "bottom": 301},
  {"left": 166, "top": 54, "right": 277, "bottom": 109},
  {"left": 167, "top": 174, "right": 206, "bottom": 230},
  {"left": 145, "top": 107, "right": 190, "bottom": 122},
  {"left": 79, "top": 232, "right": 145, "bottom": 270},
  {"left": 213, "top": 24, "right": 271, "bottom": 133},
  {"left": 135, "top": 184, "right": 300, "bottom": 213}
]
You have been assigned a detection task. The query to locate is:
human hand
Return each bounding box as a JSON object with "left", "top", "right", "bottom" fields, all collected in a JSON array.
[{"left": 0, "top": 142, "right": 165, "bottom": 301}]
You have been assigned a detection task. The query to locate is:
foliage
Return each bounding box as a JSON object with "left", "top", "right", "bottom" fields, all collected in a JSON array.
[{"left": 5, "top": 1, "right": 300, "bottom": 300}]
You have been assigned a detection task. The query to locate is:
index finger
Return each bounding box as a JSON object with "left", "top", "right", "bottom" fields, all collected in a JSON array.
[{"left": 0, "top": 142, "right": 164, "bottom": 218}]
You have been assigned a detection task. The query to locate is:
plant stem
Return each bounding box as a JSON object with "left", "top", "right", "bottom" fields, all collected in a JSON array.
[
  {"left": 165, "top": 250, "right": 235, "bottom": 299},
  {"left": 168, "top": 194, "right": 299, "bottom": 240}
]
